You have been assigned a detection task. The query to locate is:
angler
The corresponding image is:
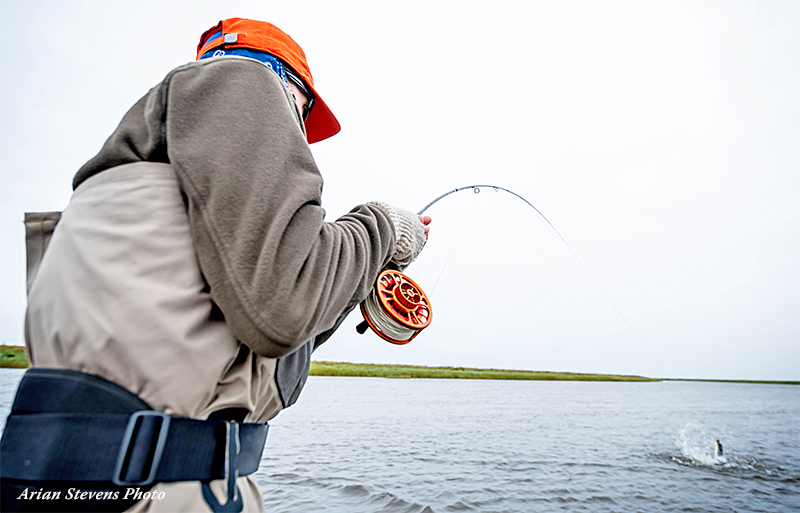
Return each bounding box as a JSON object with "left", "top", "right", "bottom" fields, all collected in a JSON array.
[{"left": 0, "top": 18, "right": 430, "bottom": 513}]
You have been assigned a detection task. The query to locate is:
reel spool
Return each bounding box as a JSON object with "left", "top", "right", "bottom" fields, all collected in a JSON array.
[{"left": 356, "top": 269, "right": 432, "bottom": 344}]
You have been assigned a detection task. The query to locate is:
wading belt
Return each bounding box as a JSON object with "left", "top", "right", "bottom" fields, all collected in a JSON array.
[{"left": 0, "top": 368, "right": 268, "bottom": 513}]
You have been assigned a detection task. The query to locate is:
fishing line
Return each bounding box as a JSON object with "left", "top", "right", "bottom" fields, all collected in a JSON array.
[
  {"left": 429, "top": 189, "right": 479, "bottom": 295},
  {"left": 362, "top": 288, "right": 417, "bottom": 342},
  {"left": 418, "top": 184, "right": 669, "bottom": 378}
]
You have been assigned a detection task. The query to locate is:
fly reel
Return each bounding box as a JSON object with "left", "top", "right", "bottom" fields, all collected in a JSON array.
[{"left": 356, "top": 269, "right": 432, "bottom": 344}]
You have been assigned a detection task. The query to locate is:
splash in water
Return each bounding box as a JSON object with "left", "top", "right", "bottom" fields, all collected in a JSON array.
[{"left": 673, "top": 421, "right": 728, "bottom": 466}]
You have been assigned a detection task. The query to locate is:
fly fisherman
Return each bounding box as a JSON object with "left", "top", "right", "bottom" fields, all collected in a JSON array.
[{"left": 0, "top": 18, "right": 430, "bottom": 513}]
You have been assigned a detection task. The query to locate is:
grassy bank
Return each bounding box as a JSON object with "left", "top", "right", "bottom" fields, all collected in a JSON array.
[
  {"left": 2, "top": 347, "right": 795, "bottom": 385},
  {"left": 0, "top": 345, "right": 29, "bottom": 369},
  {"left": 309, "top": 361, "right": 659, "bottom": 381},
  {"left": 0, "top": 349, "right": 655, "bottom": 380}
]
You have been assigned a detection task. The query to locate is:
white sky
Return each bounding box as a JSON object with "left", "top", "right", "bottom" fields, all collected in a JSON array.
[{"left": 1, "top": 0, "right": 797, "bottom": 381}]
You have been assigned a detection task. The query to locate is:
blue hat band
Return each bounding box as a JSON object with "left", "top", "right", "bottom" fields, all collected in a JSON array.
[{"left": 199, "top": 47, "right": 288, "bottom": 87}]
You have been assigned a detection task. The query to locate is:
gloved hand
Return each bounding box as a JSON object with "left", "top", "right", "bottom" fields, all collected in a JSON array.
[{"left": 368, "top": 201, "right": 430, "bottom": 270}]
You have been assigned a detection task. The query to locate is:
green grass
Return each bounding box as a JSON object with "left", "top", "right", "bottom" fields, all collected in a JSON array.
[
  {"left": 309, "top": 361, "right": 659, "bottom": 381},
  {"left": 0, "top": 345, "right": 29, "bottom": 369},
  {"left": 2, "top": 347, "right": 795, "bottom": 385}
]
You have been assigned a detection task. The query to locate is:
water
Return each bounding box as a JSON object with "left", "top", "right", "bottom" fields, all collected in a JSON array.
[{"left": 1, "top": 369, "right": 798, "bottom": 512}]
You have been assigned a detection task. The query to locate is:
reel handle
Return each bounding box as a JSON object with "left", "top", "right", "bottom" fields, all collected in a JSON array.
[{"left": 356, "top": 320, "right": 370, "bottom": 335}]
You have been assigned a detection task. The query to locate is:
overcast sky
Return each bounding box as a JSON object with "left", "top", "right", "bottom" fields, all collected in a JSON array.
[{"left": 1, "top": 0, "right": 797, "bottom": 381}]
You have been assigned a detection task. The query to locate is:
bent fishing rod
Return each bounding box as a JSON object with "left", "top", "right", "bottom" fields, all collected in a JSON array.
[{"left": 356, "top": 184, "right": 667, "bottom": 377}]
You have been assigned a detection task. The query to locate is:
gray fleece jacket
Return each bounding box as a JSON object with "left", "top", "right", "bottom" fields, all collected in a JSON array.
[{"left": 74, "top": 56, "right": 397, "bottom": 358}]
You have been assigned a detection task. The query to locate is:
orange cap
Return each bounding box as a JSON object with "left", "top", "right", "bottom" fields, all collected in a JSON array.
[{"left": 197, "top": 18, "right": 340, "bottom": 144}]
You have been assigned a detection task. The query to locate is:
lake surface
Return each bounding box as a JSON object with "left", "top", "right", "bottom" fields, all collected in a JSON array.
[{"left": 1, "top": 369, "right": 798, "bottom": 512}]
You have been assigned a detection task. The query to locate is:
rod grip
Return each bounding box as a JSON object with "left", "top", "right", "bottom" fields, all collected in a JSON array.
[{"left": 356, "top": 320, "right": 370, "bottom": 335}]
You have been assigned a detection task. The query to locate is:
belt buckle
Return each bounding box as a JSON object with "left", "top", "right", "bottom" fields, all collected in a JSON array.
[{"left": 112, "top": 410, "right": 171, "bottom": 487}]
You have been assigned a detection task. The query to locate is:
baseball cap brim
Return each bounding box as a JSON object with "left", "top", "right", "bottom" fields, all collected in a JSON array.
[{"left": 303, "top": 88, "right": 340, "bottom": 144}]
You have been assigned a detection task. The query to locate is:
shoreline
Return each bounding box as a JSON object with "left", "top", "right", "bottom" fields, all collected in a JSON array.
[
  {"left": 309, "top": 361, "right": 659, "bottom": 382},
  {"left": 2, "top": 346, "right": 797, "bottom": 385}
]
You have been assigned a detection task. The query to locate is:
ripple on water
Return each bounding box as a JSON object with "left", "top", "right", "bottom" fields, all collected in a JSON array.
[{"left": 1, "top": 372, "right": 798, "bottom": 513}]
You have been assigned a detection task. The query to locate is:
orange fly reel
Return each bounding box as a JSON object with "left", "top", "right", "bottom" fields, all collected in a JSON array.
[{"left": 358, "top": 269, "right": 432, "bottom": 345}]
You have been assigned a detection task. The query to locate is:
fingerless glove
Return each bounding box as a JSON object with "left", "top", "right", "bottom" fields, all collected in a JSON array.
[{"left": 368, "top": 201, "right": 426, "bottom": 270}]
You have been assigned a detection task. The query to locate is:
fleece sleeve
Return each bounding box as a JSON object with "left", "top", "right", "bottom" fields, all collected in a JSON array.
[{"left": 161, "top": 58, "right": 396, "bottom": 357}]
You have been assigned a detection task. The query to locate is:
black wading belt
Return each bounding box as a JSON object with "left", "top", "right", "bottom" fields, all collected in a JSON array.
[{"left": 0, "top": 368, "right": 268, "bottom": 513}]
